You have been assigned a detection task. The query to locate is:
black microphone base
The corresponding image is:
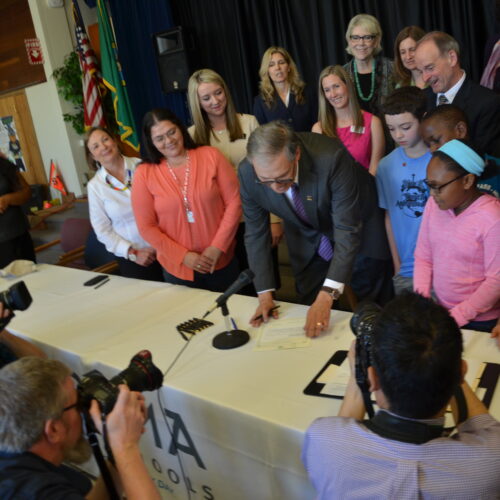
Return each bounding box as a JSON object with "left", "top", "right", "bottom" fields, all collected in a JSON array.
[{"left": 212, "top": 329, "right": 250, "bottom": 350}]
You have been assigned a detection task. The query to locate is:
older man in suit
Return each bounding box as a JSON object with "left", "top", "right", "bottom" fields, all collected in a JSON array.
[
  {"left": 415, "top": 31, "right": 500, "bottom": 157},
  {"left": 238, "top": 121, "right": 390, "bottom": 337}
]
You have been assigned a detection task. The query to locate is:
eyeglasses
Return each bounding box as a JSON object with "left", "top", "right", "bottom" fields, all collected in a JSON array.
[
  {"left": 424, "top": 172, "right": 467, "bottom": 193},
  {"left": 255, "top": 161, "right": 297, "bottom": 187},
  {"left": 350, "top": 35, "right": 376, "bottom": 42}
]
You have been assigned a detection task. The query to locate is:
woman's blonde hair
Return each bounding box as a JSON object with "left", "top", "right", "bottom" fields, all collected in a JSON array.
[
  {"left": 317, "top": 65, "right": 363, "bottom": 139},
  {"left": 345, "top": 14, "right": 383, "bottom": 56},
  {"left": 258, "top": 47, "right": 305, "bottom": 107},
  {"left": 188, "top": 69, "right": 244, "bottom": 145}
]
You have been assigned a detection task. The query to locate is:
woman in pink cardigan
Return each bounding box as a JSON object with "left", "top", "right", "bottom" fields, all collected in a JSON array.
[
  {"left": 414, "top": 140, "right": 500, "bottom": 332},
  {"left": 131, "top": 108, "right": 242, "bottom": 292}
]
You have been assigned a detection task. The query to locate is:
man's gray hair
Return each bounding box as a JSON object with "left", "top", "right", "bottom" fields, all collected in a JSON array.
[
  {"left": 0, "top": 357, "right": 70, "bottom": 452},
  {"left": 417, "top": 31, "right": 461, "bottom": 59},
  {"left": 247, "top": 121, "right": 299, "bottom": 163}
]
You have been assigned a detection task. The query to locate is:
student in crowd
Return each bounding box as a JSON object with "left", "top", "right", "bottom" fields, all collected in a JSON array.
[
  {"left": 0, "top": 156, "right": 35, "bottom": 268},
  {"left": 253, "top": 46, "right": 317, "bottom": 131},
  {"left": 131, "top": 108, "right": 241, "bottom": 293},
  {"left": 343, "top": 14, "right": 394, "bottom": 118},
  {"left": 188, "top": 69, "right": 283, "bottom": 289},
  {"left": 85, "top": 127, "right": 163, "bottom": 281},
  {"left": 376, "top": 87, "right": 430, "bottom": 294},
  {"left": 414, "top": 139, "right": 500, "bottom": 332},
  {"left": 420, "top": 104, "right": 500, "bottom": 198},
  {"left": 312, "top": 65, "right": 385, "bottom": 175},
  {"left": 393, "top": 25, "right": 427, "bottom": 89}
]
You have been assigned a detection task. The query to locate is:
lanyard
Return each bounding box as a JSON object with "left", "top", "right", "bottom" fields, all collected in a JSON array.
[{"left": 166, "top": 153, "right": 195, "bottom": 223}]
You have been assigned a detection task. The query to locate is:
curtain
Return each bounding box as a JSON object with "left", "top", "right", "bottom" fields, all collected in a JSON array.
[
  {"left": 170, "top": 0, "right": 497, "bottom": 115},
  {"left": 106, "top": 0, "right": 189, "bottom": 134}
]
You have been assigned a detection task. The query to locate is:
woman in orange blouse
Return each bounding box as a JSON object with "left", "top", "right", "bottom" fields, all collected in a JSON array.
[{"left": 131, "top": 108, "right": 242, "bottom": 292}]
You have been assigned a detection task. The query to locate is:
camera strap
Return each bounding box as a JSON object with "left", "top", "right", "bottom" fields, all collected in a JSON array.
[{"left": 363, "top": 411, "right": 445, "bottom": 444}]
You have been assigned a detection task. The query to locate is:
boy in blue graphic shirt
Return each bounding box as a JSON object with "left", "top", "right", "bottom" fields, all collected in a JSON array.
[{"left": 376, "top": 87, "right": 430, "bottom": 294}]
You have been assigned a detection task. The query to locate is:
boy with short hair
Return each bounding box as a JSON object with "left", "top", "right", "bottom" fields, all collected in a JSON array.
[
  {"left": 376, "top": 87, "right": 430, "bottom": 294},
  {"left": 421, "top": 104, "right": 500, "bottom": 198}
]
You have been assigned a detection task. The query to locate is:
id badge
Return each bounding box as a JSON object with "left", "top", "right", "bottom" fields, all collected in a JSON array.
[{"left": 187, "top": 210, "right": 195, "bottom": 223}]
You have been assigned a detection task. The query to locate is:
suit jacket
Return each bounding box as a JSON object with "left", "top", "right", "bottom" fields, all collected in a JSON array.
[
  {"left": 425, "top": 77, "right": 500, "bottom": 157},
  {"left": 238, "top": 133, "right": 389, "bottom": 291},
  {"left": 253, "top": 85, "right": 317, "bottom": 132}
]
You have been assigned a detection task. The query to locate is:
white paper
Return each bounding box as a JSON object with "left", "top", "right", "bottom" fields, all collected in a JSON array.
[{"left": 255, "top": 318, "right": 311, "bottom": 351}]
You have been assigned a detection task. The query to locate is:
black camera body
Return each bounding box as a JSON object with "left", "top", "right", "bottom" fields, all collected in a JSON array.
[
  {"left": 0, "top": 281, "right": 32, "bottom": 330},
  {"left": 78, "top": 350, "right": 164, "bottom": 414},
  {"left": 350, "top": 302, "right": 382, "bottom": 417}
]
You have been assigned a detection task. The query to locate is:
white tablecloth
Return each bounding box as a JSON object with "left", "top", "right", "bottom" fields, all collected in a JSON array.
[{"left": 2, "top": 265, "right": 499, "bottom": 499}]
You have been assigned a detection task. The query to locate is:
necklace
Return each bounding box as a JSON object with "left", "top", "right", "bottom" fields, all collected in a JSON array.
[
  {"left": 166, "top": 153, "right": 195, "bottom": 223},
  {"left": 353, "top": 59, "right": 376, "bottom": 102},
  {"left": 104, "top": 165, "right": 132, "bottom": 191}
]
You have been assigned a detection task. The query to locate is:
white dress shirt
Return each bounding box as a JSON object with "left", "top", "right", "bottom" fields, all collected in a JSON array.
[{"left": 87, "top": 156, "right": 150, "bottom": 258}]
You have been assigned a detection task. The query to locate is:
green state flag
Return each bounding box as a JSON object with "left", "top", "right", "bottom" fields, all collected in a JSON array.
[{"left": 97, "top": 0, "right": 139, "bottom": 151}]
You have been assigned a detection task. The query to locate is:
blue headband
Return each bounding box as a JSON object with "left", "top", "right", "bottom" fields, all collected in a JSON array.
[{"left": 437, "top": 140, "right": 485, "bottom": 176}]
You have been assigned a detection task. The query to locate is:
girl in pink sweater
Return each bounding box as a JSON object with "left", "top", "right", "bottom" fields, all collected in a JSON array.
[{"left": 414, "top": 140, "right": 500, "bottom": 332}]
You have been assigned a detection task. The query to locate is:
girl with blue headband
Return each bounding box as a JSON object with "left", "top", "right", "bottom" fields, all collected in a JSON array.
[{"left": 414, "top": 139, "right": 500, "bottom": 336}]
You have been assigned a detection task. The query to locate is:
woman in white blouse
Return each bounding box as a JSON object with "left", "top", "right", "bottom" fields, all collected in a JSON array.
[{"left": 85, "top": 127, "right": 163, "bottom": 281}]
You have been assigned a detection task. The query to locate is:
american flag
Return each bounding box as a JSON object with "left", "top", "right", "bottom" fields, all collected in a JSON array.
[{"left": 72, "top": 0, "right": 106, "bottom": 128}]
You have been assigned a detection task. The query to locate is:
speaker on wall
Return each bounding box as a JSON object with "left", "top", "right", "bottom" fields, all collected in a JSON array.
[{"left": 153, "top": 26, "right": 194, "bottom": 93}]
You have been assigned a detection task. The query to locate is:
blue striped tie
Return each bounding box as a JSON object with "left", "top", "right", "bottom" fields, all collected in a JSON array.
[{"left": 290, "top": 183, "right": 333, "bottom": 261}]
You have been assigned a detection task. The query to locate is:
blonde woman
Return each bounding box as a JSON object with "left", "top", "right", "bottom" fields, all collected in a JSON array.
[
  {"left": 254, "top": 46, "right": 317, "bottom": 131},
  {"left": 187, "top": 69, "right": 284, "bottom": 277},
  {"left": 343, "top": 14, "right": 394, "bottom": 117},
  {"left": 312, "top": 65, "right": 385, "bottom": 175}
]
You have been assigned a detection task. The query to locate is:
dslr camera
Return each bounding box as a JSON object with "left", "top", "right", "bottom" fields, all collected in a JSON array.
[
  {"left": 77, "top": 350, "right": 164, "bottom": 414},
  {"left": 0, "top": 281, "right": 32, "bottom": 330},
  {"left": 349, "top": 302, "right": 382, "bottom": 417}
]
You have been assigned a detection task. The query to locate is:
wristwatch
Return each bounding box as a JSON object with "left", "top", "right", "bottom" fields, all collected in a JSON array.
[
  {"left": 128, "top": 248, "right": 138, "bottom": 262},
  {"left": 320, "top": 286, "right": 341, "bottom": 300}
]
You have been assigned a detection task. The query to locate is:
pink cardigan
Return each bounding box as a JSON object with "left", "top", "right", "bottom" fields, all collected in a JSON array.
[
  {"left": 414, "top": 194, "right": 500, "bottom": 326},
  {"left": 131, "top": 146, "right": 242, "bottom": 280}
]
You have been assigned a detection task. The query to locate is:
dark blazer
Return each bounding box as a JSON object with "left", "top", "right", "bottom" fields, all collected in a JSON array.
[
  {"left": 253, "top": 85, "right": 317, "bottom": 132},
  {"left": 425, "top": 77, "right": 500, "bottom": 157},
  {"left": 238, "top": 133, "right": 389, "bottom": 292}
]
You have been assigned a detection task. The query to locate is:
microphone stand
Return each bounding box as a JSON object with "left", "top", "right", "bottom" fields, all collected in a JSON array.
[{"left": 212, "top": 301, "right": 250, "bottom": 350}]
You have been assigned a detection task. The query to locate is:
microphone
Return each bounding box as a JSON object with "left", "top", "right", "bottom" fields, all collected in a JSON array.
[{"left": 203, "top": 269, "right": 255, "bottom": 318}]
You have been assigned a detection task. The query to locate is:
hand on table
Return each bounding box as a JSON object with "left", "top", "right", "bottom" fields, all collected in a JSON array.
[
  {"left": 250, "top": 291, "right": 279, "bottom": 327},
  {"left": 491, "top": 319, "right": 500, "bottom": 350},
  {"left": 304, "top": 290, "right": 334, "bottom": 338}
]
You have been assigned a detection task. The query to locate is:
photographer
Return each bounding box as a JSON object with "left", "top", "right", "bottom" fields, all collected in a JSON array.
[
  {"left": 302, "top": 292, "right": 500, "bottom": 499},
  {"left": 0, "top": 357, "right": 160, "bottom": 500}
]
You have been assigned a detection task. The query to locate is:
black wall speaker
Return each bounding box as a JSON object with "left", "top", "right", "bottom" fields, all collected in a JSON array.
[{"left": 153, "top": 26, "right": 193, "bottom": 93}]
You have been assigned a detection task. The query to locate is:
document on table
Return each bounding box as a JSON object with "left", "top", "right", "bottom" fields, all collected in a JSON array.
[
  {"left": 255, "top": 318, "right": 311, "bottom": 351},
  {"left": 318, "top": 358, "right": 351, "bottom": 397}
]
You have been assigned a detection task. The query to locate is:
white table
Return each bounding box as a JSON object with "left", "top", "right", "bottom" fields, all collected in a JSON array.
[{"left": 2, "top": 265, "right": 499, "bottom": 500}]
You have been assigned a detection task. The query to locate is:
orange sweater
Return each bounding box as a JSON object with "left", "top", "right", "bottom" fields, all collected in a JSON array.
[{"left": 131, "top": 146, "right": 242, "bottom": 280}]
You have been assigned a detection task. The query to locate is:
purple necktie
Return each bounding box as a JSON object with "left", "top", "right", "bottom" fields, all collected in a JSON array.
[{"left": 290, "top": 183, "right": 333, "bottom": 261}]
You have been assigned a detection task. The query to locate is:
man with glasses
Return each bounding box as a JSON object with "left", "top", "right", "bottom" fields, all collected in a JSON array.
[
  {"left": 0, "top": 357, "right": 160, "bottom": 499},
  {"left": 238, "top": 121, "right": 391, "bottom": 337},
  {"left": 415, "top": 31, "right": 500, "bottom": 158}
]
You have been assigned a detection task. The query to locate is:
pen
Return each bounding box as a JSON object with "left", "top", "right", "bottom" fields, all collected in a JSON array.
[
  {"left": 254, "top": 305, "right": 281, "bottom": 322},
  {"left": 94, "top": 278, "right": 110, "bottom": 289}
]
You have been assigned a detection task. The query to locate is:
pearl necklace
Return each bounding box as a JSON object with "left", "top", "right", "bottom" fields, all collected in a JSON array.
[{"left": 353, "top": 59, "right": 376, "bottom": 102}]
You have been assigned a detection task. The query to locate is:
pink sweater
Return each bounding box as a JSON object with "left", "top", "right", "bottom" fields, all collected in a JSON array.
[{"left": 414, "top": 194, "right": 500, "bottom": 326}]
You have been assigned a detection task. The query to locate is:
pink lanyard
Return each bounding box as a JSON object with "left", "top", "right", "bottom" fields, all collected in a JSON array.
[{"left": 166, "top": 153, "right": 195, "bottom": 223}]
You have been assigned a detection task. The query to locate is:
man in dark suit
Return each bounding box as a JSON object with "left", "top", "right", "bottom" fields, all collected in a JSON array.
[
  {"left": 415, "top": 31, "right": 500, "bottom": 157},
  {"left": 238, "top": 122, "right": 390, "bottom": 337}
]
